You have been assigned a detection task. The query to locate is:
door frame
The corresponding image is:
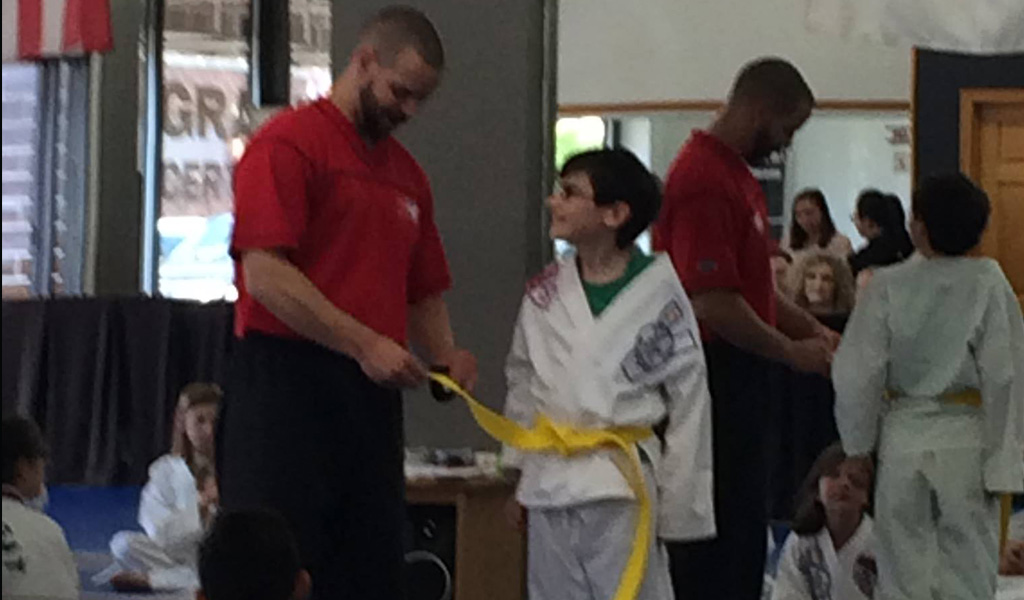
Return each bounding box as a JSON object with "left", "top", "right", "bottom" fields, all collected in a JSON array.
[{"left": 959, "top": 87, "right": 1024, "bottom": 177}]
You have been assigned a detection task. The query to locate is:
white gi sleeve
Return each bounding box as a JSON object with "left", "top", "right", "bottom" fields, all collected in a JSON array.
[
  {"left": 501, "top": 306, "right": 536, "bottom": 470},
  {"left": 656, "top": 333, "right": 716, "bottom": 541},
  {"left": 771, "top": 534, "right": 813, "bottom": 600},
  {"left": 975, "top": 271, "right": 1024, "bottom": 493},
  {"left": 138, "top": 456, "right": 203, "bottom": 556},
  {"left": 833, "top": 275, "right": 890, "bottom": 457}
]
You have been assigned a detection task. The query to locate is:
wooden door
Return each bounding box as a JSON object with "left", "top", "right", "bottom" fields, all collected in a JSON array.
[{"left": 960, "top": 88, "right": 1024, "bottom": 307}]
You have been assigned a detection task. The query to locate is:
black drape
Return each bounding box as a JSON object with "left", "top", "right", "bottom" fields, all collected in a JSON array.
[{"left": 2, "top": 297, "right": 234, "bottom": 485}]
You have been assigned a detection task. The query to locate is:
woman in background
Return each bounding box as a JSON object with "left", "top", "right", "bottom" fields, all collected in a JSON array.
[
  {"left": 790, "top": 252, "right": 856, "bottom": 333},
  {"left": 848, "top": 190, "right": 914, "bottom": 280},
  {"left": 773, "top": 443, "right": 877, "bottom": 600},
  {"left": 783, "top": 189, "right": 853, "bottom": 260},
  {"left": 98, "top": 383, "right": 221, "bottom": 592}
]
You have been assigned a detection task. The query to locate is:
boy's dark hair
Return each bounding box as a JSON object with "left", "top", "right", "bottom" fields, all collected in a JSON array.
[
  {"left": 730, "top": 57, "right": 815, "bottom": 114},
  {"left": 560, "top": 148, "right": 662, "bottom": 249},
  {"left": 2, "top": 416, "right": 48, "bottom": 486},
  {"left": 791, "top": 442, "right": 873, "bottom": 535},
  {"left": 199, "top": 509, "right": 302, "bottom": 600},
  {"left": 913, "top": 173, "right": 991, "bottom": 256}
]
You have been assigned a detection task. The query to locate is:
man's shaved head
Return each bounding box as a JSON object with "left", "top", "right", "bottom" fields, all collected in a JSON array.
[
  {"left": 359, "top": 6, "right": 445, "bottom": 71},
  {"left": 729, "top": 57, "right": 814, "bottom": 114}
]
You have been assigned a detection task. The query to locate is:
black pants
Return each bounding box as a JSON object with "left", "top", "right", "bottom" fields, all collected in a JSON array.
[
  {"left": 218, "top": 334, "right": 405, "bottom": 600},
  {"left": 668, "top": 341, "right": 770, "bottom": 600}
]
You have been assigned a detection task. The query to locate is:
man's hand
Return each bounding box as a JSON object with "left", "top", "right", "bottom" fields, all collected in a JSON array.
[
  {"left": 439, "top": 347, "right": 479, "bottom": 392},
  {"left": 1001, "top": 540, "right": 1024, "bottom": 576},
  {"left": 784, "top": 337, "right": 833, "bottom": 376},
  {"left": 816, "top": 323, "right": 842, "bottom": 353},
  {"left": 357, "top": 334, "right": 428, "bottom": 388}
]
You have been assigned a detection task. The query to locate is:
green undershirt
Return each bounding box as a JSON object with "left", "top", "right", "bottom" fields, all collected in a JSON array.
[{"left": 580, "top": 248, "right": 656, "bottom": 317}]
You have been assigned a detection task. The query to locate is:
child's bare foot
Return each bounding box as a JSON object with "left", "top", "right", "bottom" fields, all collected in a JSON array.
[{"left": 110, "top": 572, "right": 152, "bottom": 592}]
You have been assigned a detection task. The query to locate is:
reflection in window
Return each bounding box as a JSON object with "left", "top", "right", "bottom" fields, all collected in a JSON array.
[
  {"left": 2, "top": 64, "right": 41, "bottom": 299},
  {"left": 291, "top": 0, "right": 332, "bottom": 105}
]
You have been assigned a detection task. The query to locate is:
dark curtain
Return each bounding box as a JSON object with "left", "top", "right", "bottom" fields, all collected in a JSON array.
[{"left": 2, "top": 297, "right": 234, "bottom": 485}]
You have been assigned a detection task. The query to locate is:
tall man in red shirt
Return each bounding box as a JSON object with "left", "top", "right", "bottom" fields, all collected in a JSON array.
[
  {"left": 655, "top": 58, "right": 837, "bottom": 600},
  {"left": 218, "top": 8, "right": 477, "bottom": 600}
]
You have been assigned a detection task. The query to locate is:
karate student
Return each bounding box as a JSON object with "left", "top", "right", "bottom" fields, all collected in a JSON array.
[
  {"left": 2, "top": 416, "right": 79, "bottom": 600},
  {"left": 98, "top": 383, "right": 221, "bottom": 592},
  {"left": 503, "top": 148, "right": 715, "bottom": 600},
  {"left": 834, "top": 173, "right": 1024, "bottom": 600},
  {"left": 773, "top": 443, "right": 877, "bottom": 600}
]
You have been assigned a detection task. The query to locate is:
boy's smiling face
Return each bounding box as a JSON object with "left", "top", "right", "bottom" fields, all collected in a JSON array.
[{"left": 547, "top": 171, "right": 628, "bottom": 247}]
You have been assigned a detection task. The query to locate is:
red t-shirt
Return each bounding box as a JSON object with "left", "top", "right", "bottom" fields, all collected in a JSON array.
[
  {"left": 654, "top": 131, "right": 776, "bottom": 334},
  {"left": 231, "top": 99, "right": 452, "bottom": 344}
]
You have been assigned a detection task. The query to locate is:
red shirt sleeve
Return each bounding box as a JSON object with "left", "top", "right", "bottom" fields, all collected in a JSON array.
[
  {"left": 663, "top": 178, "right": 743, "bottom": 294},
  {"left": 231, "top": 139, "right": 311, "bottom": 255},
  {"left": 407, "top": 188, "right": 453, "bottom": 304}
]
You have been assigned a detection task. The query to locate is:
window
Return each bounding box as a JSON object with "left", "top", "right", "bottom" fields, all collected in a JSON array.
[
  {"left": 290, "top": 0, "right": 332, "bottom": 105},
  {"left": 2, "top": 61, "right": 90, "bottom": 299}
]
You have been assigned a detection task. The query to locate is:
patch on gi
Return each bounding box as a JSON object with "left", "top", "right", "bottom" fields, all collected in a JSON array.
[
  {"left": 796, "top": 539, "right": 833, "bottom": 600},
  {"left": 853, "top": 553, "right": 877, "bottom": 598},
  {"left": 526, "top": 263, "right": 560, "bottom": 309},
  {"left": 697, "top": 259, "right": 718, "bottom": 273},
  {"left": 620, "top": 299, "right": 696, "bottom": 382},
  {"left": 2, "top": 521, "right": 26, "bottom": 574}
]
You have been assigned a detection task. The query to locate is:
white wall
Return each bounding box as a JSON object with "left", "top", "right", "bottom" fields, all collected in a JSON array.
[
  {"left": 783, "top": 111, "right": 912, "bottom": 246},
  {"left": 559, "top": 0, "right": 912, "bottom": 104}
]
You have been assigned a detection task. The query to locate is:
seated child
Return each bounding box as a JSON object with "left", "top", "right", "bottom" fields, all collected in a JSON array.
[
  {"left": 197, "top": 509, "right": 311, "bottom": 600},
  {"left": 2, "top": 416, "right": 79, "bottom": 600},
  {"left": 772, "top": 443, "right": 877, "bottom": 600},
  {"left": 834, "top": 173, "right": 1024, "bottom": 600},
  {"left": 502, "top": 148, "right": 715, "bottom": 600},
  {"left": 96, "top": 382, "right": 222, "bottom": 591}
]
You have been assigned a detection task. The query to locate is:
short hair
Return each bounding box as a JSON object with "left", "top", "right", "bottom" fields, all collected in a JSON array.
[
  {"left": 788, "top": 188, "right": 839, "bottom": 251},
  {"left": 560, "top": 148, "right": 662, "bottom": 249},
  {"left": 199, "top": 509, "right": 302, "bottom": 600},
  {"left": 913, "top": 173, "right": 991, "bottom": 256},
  {"left": 856, "top": 189, "right": 903, "bottom": 232},
  {"left": 2, "top": 416, "right": 48, "bottom": 486},
  {"left": 359, "top": 5, "right": 444, "bottom": 70},
  {"left": 729, "top": 57, "right": 815, "bottom": 114}
]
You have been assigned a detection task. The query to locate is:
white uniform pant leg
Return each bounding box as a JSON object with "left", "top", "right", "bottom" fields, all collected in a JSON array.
[
  {"left": 875, "top": 451, "right": 935, "bottom": 600},
  {"left": 929, "top": 447, "right": 999, "bottom": 600},
  {"left": 528, "top": 508, "right": 590, "bottom": 600},
  {"left": 109, "top": 531, "right": 198, "bottom": 590}
]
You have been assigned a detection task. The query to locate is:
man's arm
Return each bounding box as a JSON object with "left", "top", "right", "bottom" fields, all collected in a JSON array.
[
  {"left": 776, "top": 290, "right": 839, "bottom": 349},
  {"left": 407, "top": 294, "right": 478, "bottom": 391},
  {"left": 242, "top": 249, "right": 426, "bottom": 387},
  {"left": 691, "top": 289, "right": 830, "bottom": 375}
]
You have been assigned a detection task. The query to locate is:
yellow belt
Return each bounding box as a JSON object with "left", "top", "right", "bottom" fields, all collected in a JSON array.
[
  {"left": 429, "top": 373, "right": 653, "bottom": 600},
  {"left": 885, "top": 388, "right": 982, "bottom": 408},
  {"left": 885, "top": 388, "right": 1013, "bottom": 550}
]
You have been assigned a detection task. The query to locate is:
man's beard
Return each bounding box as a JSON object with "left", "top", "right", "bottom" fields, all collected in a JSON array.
[
  {"left": 747, "top": 126, "right": 784, "bottom": 166},
  {"left": 357, "top": 85, "right": 406, "bottom": 143}
]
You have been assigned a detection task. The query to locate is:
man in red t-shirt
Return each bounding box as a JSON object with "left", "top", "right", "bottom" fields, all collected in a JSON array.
[
  {"left": 655, "top": 58, "right": 838, "bottom": 600},
  {"left": 218, "top": 8, "right": 476, "bottom": 600}
]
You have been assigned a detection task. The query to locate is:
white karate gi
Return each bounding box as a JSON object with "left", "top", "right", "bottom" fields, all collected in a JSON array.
[
  {"left": 833, "top": 257, "right": 1024, "bottom": 600},
  {"left": 96, "top": 454, "right": 203, "bottom": 590},
  {"left": 772, "top": 516, "right": 877, "bottom": 600},
  {"left": 2, "top": 495, "right": 79, "bottom": 600},
  {"left": 502, "top": 253, "right": 716, "bottom": 600}
]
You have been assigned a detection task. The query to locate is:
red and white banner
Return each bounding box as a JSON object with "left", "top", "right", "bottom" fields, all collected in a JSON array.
[
  {"left": 2, "top": 0, "right": 113, "bottom": 63},
  {"left": 806, "top": 0, "right": 1024, "bottom": 54}
]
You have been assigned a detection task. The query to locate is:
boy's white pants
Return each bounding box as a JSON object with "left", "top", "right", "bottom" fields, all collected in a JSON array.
[
  {"left": 875, "top": 445, "right": 999, "bottom": 600},
  {"left": 526, "top": 465, "right": 674, "bottom": 600}
]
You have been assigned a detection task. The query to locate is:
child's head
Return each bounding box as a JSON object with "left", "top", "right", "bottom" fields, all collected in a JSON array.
[
  {"left": 197, "top": 509, "right": 310, "bottom": 600},
  {"left": 792, "top": 443, "right": 872, "bottom": 535},
  {"left": 792, "top": 253, "right": 855, "bottom": 315},
  {"left": 911, "top": 173, "right": 990, "bottom": 257},
  {"left": 770, "top": 249, "right": 793, "bottom": 295},
  {"left": 172, "top": 383, "right": 222, "bottom": 466},
  {"left": 853, "top": 190, "right": 899, "bottom": 240},
  {"left": 548, "top": 149, "right": 661, "bottom": 250},
  {"left": 2, "top": 416, "right": 48, "bottom": 499}
]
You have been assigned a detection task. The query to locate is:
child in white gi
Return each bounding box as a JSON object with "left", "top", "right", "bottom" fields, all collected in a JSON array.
[
  {"left": 97, "top": 382, "right": 222, "bottom": 592},
  {"left": 833, "top": 173, "right": 1024, "bottom": 600},
  {"left": 503, "top": 149, "right": 716, "bottom": 600},
  {"left": 773, "top": 442, "right": 877, "bottom": 600}
]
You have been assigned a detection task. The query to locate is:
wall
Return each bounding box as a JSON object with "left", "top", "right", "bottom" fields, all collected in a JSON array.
[
  {"left": 333, "top": 0, "right": 554, "bottom": 449},
  {"left": 558, "top": 0, "right": 912, "bottom": 104},
  {"left": 915, "top": 50, "right": 1024, "bottom": 183}
]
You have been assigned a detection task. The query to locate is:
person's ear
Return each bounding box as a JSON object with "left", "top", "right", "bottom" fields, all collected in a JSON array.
[
  {"left": 352, "top": 44, "right": 378, "bottom": 79},
  {"left": 604, "top": 201, "right": 632, "bottom": 230},
  {"left": 292, "top": 569, "right": 312, "bottom": 600}
]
